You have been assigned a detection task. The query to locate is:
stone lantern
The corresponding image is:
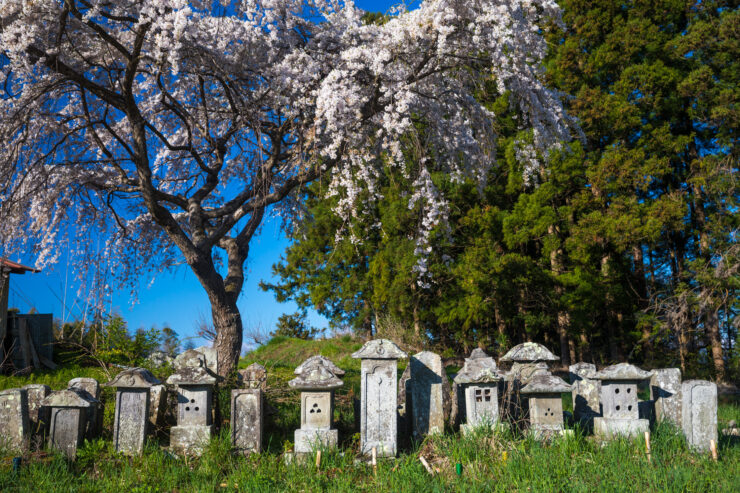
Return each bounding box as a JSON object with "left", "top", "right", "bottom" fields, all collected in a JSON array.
[
  {"left": 352, "top": 339, "right": 408, "bottom": 457},
  {"left": 41, "top": 389, "right": 98, "bottom": 458},
  {"left": 520, "top": 370, "right": 572, "bottom": 437},
  {"left": 593, "top": 363, "right": 652, "bottom": 438},
  {"left": 453, "top": 349, "right": 503, "bottom": 433},
  {"left": 166, "top": 365, "right": 217, "bottom": 455},
  {"left": 500, "top": 343, "right": 559, "bottom": 423},
  {"left": 105, "top": 368, "right": 161, "bottom": 455},
  {"left": 289, "top": 356, "right": 343, "bottom": 454}
]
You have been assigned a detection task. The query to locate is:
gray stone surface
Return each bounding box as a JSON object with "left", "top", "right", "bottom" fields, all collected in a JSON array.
[
  {"left": 239, "top": 363, "right": 268, "bottom": 390},
  {"left": 0, "top": 388, "right": 30, "bottom": 453},
  {"left": 174, "top": 349, "right": 206, "bottom": 370},
  {"left": 300, "top": 391, "right": 334, "bottom": 430},
  {"left": 520, "top": 371, "right": 572, "bottom": 394},
  {"left": 176, "top": 385, "right": 213, "bottom": 426},
  {"left": 170, "top": 424, "right": 214, "bottom": 456},
  {"left": 410, "top": 351, "right": 447, "bottom": 439},
  {"left": 42, "top": 389, "right": 96, "bottom": 458},
  {"left": 106, "top": 369, "right": 159, "bottom": 455},
  {"left": 593, "top": 363, "right": 653, "bottom": 381},
  {"left": 294, "top": 355, "right": 345, "bottom": 376},
  {"left": 193, "top": 346, "right": 218, "bottom": 375},
  {"left": 146, "top": 350, "right": 174, "bottom": 367},
  {"left": 231, "top": 389, "right": 263, "bottom": 455},
  {"left": 569, "top": 363, "right": 600, "bottom": 423},
  {"left": 500, "top": 343, "right": 559, "bottom": 362},
  {"left": 149, "top": 384, "right": 167, "bottom": 429},
  {"left": 681, "top": 380, "right": 718, "bottom": 452},
  {"left": 593, "top": 417, "right": 650, "bottom": 438},
  {"left": 521, "top": 370, "right": 570, "bottom": 435},
  {"left": 453, "top": 349, "right": 501, "bottom": 384},
  {"left": 454, "top": 349, "right": 502, "bottom": 431},
  {"left": 289, "top": 359, "right": 343, "bottom": 391},
  {"left": 351, "top": 338, "right": 407, "bottom": 360},
  {"left": 294, "top": 429, "right": 339, "bottom": 453},
  {"left": 23, "top": 384, "right": 50, "bottom": 440},
  {"left": 68, "top": 377, "right": 103, "bottom": 440},
  {"left": 651, "top": 368, "right": 682, "bottom": 427},
  {"left": 291, "top": 356, "right": 342, "bottom": 453}
]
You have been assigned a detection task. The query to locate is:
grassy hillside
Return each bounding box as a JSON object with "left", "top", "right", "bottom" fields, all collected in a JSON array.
[{"left": 0, "top": 336, "right": 738, "bottom": 492}]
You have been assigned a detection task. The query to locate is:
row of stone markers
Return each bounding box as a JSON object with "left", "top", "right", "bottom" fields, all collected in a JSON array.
[{"left": 0, "top": 339, "right": 719, "bottom": 459}]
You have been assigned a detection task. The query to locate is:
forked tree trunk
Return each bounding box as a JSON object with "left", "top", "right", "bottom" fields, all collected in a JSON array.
[{"left": 211, "top": 297, "right": 243, "bottom": 378}]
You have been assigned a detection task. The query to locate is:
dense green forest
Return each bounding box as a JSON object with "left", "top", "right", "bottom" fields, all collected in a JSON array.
[{"left": 261, "top": 1, "right": 739, "bottom": 382}]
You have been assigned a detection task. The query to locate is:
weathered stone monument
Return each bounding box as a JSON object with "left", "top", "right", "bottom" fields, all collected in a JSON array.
[
  {"left": 105, "top": 368, "right": 160, "bottom": 455},
  {"left": 232, "top": 363, "right": 268, "bottom": 455},
  {"left": 409, "top": 351, "right": 448, "bottom": 439},
  {"left": 568, "top": 362, "right": 600, "bottom": 425},
  {"left": 650, "top": 368, "right": 682, "bottom": 427},
  {"left": 521, "top": 370, "right": 571, "bottom": 437},
  {"left": 500, "top": 343, "right": 559, "bottom": 424},
  {"left": 42, "top": 389, "right": 98, "bottom": 458},
  {"left": 23, "top": 383, "right": 50, "bottom": 442},
  {"left": 453, "top": 349, "right": 502, "bottom": 433},
  {"left": 0, "top": 388, "right": 30, "bottom": 453},
  {"left": 681, "top": 380, "right": 718, "bottom": 452},
  {"left": 148, "top": 384, "right": 167, "bottom": 430},
  {"left": 166, "top": 365, "right": 217, "bottom": 456},
  {"left": 397, "top": 365, "right": 412, "bottom": 438},
  {"left": 68, "top": 377, "right": 103, "bottom": 440},
  {"left": 289, "top": 356, "right": 343, "bottom": 454},
  {"left": 352, "top": 339, "right": 408, "bottom": 457},
  {"left": 593, "top": 363, "right": 652, "bottom": 438}
]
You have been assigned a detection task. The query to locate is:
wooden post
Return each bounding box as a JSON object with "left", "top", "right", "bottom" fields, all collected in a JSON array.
[
  {"left": 372, "top": 446, "right": 377, "bottom": 477},
  {"left": 644, "top": 431, "right": 651, "bottom": 462},
  {"left": 710, "top": 439, "right": 718, "bottom": 461},
  {"left": 315, "top": 449, "right": 321, "bottom": 468},
  {"left": 419, "top": 456, "right": 434, "bottom": 475}
]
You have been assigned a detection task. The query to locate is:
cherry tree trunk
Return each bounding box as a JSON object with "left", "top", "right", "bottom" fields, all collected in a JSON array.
[{"left": 211, "top": 298, "right": 243, "bottom": 378}]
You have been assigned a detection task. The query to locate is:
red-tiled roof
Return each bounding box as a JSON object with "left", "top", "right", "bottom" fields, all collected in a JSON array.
[{"left": 0, "top": 258, "right": 40, "bottom": 274}]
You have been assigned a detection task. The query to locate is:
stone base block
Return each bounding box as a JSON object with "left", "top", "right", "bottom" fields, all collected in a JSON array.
[
  {"left": 594, "top": 417, "right": 649, "bottom": 439},
  {"left": 294, "top": 429, "right": 338, "bottom": 454},
  {"left": 528, "top": 425, "right": 572, "bottom": 440},
  {"left": 170, "top": 425, "right": 213, "bottom": 456}
]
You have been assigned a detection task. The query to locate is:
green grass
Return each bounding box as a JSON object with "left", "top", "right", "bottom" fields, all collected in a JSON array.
[{"left": 0, "top": 337, "right": 738, "bottom": 492}]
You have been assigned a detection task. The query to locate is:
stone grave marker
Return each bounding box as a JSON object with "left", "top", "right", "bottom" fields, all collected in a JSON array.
[
  {"left": 238, "top": 363, "right": 268, "bottom": 391},
  {"left": 568, "top": 363, "right": 600, "bottom": 425},
  {"left": 651, "top": 368, "right": 681, "bottom": 427},
  {"left": 105, "top": 368, "right": 160, "bottom": 455},
  {"left": 23, "top": 383, "right": 50, "bottom": 443},
  {"left": 232, "top": 363, "right": 268, "bottom": 455},
  {"left": 593, "top": 363, "right": 652, "bottom": 438},
  {"left": 397, "top": 365, "right": 412, "bottom": 439},
  {"left": 0, "top": 388, "right": 30, "bottom": 453},
  {"left": 500, "top": 343, "right": 558, "bottom": 424},
  {"left": 410, "top": 351, "right": 448, "bottom": 439},
  {"left": 42, "top": 389, "right": 98, "bottom": 458},
  {"left": 453, "top": 349, "right": 503, "bottom": 434},
  {"left": 289, "top": 356, "right": 343, "bottom": 454},
  {"left": 521, "top": 369, "right": 571, "bottom": 437},
  {"left": 149, "top": 384, "right": 167, "bottom": 430},
  {"left": 166, "top": 364, "right": 217, "bottom": 456},
  {"left": 68, "top": 377, "right": 103, "bottom": 440},
  {"left": 352, "top": 339, "right": 408, "bottom": 457},
  {"left": 681, "top": 380, "right": 718, "bottom": 452}
]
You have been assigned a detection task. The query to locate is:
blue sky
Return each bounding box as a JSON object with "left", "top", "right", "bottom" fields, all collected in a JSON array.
[{"left": 6, "top": 0, "right": 405, "bottom": 351}]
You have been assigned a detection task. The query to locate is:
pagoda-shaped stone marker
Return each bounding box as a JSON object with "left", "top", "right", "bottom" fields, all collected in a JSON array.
[
  {"left": 454, "top": 349, "right": 503, "bottom": 434},
  {"left": 68, "top": 377, "right": 103, "bottom": 440},
  {"left": 105, "top": 368, "right": 160, "bottom": 455},
  {"left": 593, "top": 363, "right": 653, "bottom": 438},
  {"left": 289, "top": 356, "right": 343, "bottom": 454},
  {"left": 0, "top": 388, "right": 30, "bottom": 453},
  {"left": 232, "top": 363, "right": 268, "bottom": 455},
  {"left": 42, "top": 389, "right": 98, "bottom": 458},
  {"left": 521, "top": 370, "right": 572, "bottom": 437},
  {"left": 23, "top": 383, "right": 50, "bottom": 443},
  {"left": 500, "top": 343, "right": 559, "bottom": 423},
  {"left": 410, "top": 351, "right": 448, "bottom": 439},
  {"left": 569, "top": 363, "right": 600, "bottom": 425},
  {"left": 681, "top": 380, "right": 717, "bottom": 452},
  {"left": 650, "top": 368, "right": 682, "bottom": 427},
  {"left": 352, "top": 339, "right": 408, "bottom": 457},
  {"left": 166, "top": 365, "right": 217, "bottom": 456}
]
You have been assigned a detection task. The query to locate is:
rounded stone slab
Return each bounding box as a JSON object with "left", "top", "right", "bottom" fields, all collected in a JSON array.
[
  {"left": 289, "top": 359, "right": 343, "bottom": 390},
  {"left": 105, "top": 368, "right": 161, "bottom": 388},
  {"left": 351, "top": 339, "right": 408, "bottom": 360},
  {"left": 41, "top": 389, "right": 97, "bottom": 408},
  {"left": 500, "top": 343, "right": 559, "bottom": 362},
  {"left": 166, "top": 366, "right": 218, "bottom": 386},
  {"left": 173, "top": 349, "right": 207, "bottom": 370},
  {"left": 521, "top": 372, "right": 572, "bottom": 394},
  {"left": 593, "top": 363, "right": 653, "bottom": 381},
  {"left": 294, "top": 355, "right": 346, "bottom": 376},
  {"left": 454, "top": 349, "right": 502, "bottom": 384}
]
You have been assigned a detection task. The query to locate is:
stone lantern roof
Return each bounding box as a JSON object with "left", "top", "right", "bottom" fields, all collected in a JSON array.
[
  {"left": 166, "top": 365, "right": 218, "bottom": 386},
  {"left": 105, "top": 368, "right": 160, "bottom": 388},
  {"left": 351, "top": 339, "right": 408, "bottom": 360},
  {"left": 500, "top": 342, "right": 559, "bottom": 362},
  {"left": 41, "top": 389, "right": 98, "bottom": 408},
  {"left": 593, "top": 363, "right": 653, "bottom": 381},
  {"left": 521, "top": 371, "right": 572, "bottom": 394},
  {"left": 454, "top": 349, "right": 502, "bottom": 384},
  {"left": 294, "top": 355, "right": 346, "bottom": 376},
  {"left": 289, "top": 357, "right": 343, "bottom": 390}
]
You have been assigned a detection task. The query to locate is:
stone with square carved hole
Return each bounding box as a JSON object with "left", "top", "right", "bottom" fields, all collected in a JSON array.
[
  {"left": 41, "top": 389, "right": 98, "bottom": 458},
  {"left": 352, "top": 339, "right": 408, "bottom": 457},
  {"left": 105, "top": 368, "right": 160, "bottom": 455},
  {"left": 592, "top": 363, "right": 652, "bottom": 439},
  {"left": 289, "top": 356, "right": 343, "bottom": 454},
  {"left": 166, "top": 365, "right": 218, "bottom": 456},
  {"left": 521, "top": 370, "right": 571, "bottom": 438},
  {"left": 453, "top": 349, "right": 502, "bottom": 434}
]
